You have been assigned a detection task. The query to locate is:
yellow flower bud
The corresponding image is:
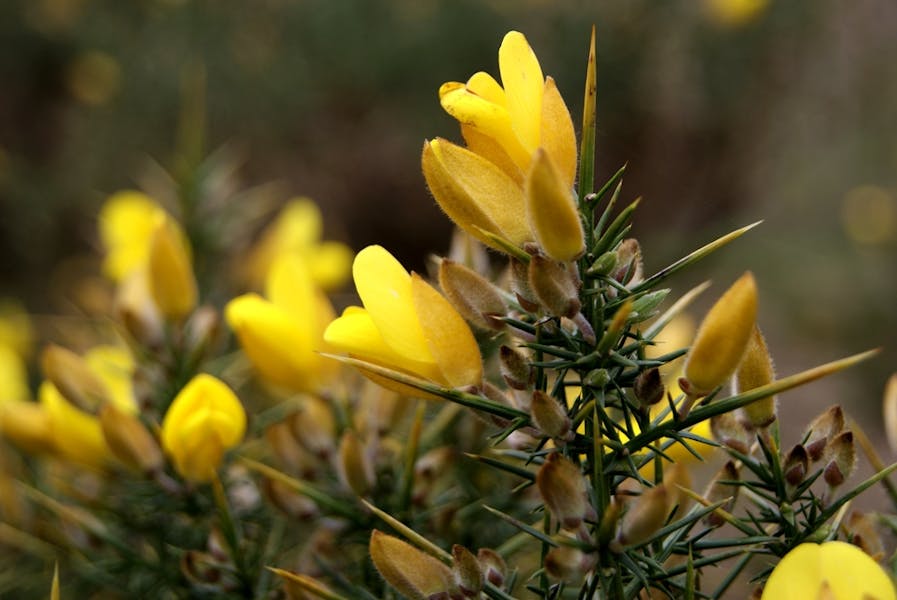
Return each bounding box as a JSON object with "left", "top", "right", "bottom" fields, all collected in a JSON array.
[
  {"left": 682, "top": 272, "right": 757, "bottom": 396},
  {"left": 703, "top": 461, "right": 740, "bottom": 528},
  {"left": 536, "top": 453, "right": 590, "bottom": 530},
  {"left": 451, "top": 545, "right": 483, "bottom": 598},
  {"left": 476, "top": 549, "right": 507, "bottom": 588},
  {"left": 0, "top": 343, "right": 31, "bottom": 404},
  {"left": 41, "top": 344, "right": 110, "bottom": 413},
  {"left": 531, "top": 390, "right": 573, "bottom": 442},
  {"left": 499, "top": 345, "right": 533, "bottom": 390},
  {"left": 437, "top": 259, "right": 507, "bottom": 331},
  {"left": 0, "top": 400, "right": 53, "bottom": 455},
  {"left": 735, "top": 325, "right": 777, "bottom": 428},
  {"left": 616, "top": 484, "right": 670, "bottom": 548},
  {"left": 40, "top": 381, "right": 110, "bottom": 468},
  {"left": 528, "top": 254, "right": 581, "bottom": 318},
  {"left": 544, "top": 545, "right": 592, "bottom": 583},
  {"left": 99, "top": 403, "right": 163, "bottom": 474},
  {"left": 337, "top": 430, "right": 373, "bottom": 497},
  {"left": 823, "top": 431, "right": 855, "bottom": 488},
  {"left": 804, "top": 405, "right": 845, "bottom": 462},
  {"left": 525, "top": 149, "right": 584, "bottom": 262},
  {"left": 761, "top": 541, "right": 896, "bottom": 600},
  {"left": 369, "top": 530, "right": 453, "bottom": 600},
  {"left": 160, "top": 374, "right": 246, "bottom": 483},
  {"left": 148, "top": 214, "right": 198, "bottom": 321}
]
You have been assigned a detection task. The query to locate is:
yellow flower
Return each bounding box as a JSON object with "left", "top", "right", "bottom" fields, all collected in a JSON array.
[
  {"left": 423, "top": 31, "right": 582, "bottom": 260},
  {"left": 703, "top": 0, "right": 769, "bottom": 28},
  {"left": 242, "top": 198, "right": 353, "bottom": 291},
  {"left": 324, "top": 245, "right": 483, "bottom": 392},
  {"left": 0, "top": 298, "right": 34, "bottom": 359},
  {"left": 761, "top": 541, "right": 896, "bottom": 600},
  {"left": 0, "top": 344, "right": 30, "bottom": 403},
  {"left": 160, "top": 374, "right": 246, "bottom": 483},
  {"left": 226, "top": 254, "right": 338, "bottom": 394},
  {"left": 98, "top": 191, "right": 197, "bottom": 321}
]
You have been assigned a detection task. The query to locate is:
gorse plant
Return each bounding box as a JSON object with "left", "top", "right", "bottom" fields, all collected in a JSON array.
[{"left": 0, "top": 26, "right": 896, "bottom": 600}]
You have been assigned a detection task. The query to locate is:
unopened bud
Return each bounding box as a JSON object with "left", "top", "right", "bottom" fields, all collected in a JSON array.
[
  {"left": 804, "top": 405, "right": 845, "bottom": 462},
  {"left": 289, "top": 397, "right": 336, "bottom": 458},
  {"left": 584, "top": 368, "right": 610, "bottom": 389},
  {"left": 476, "top": 549, "right": 507, "bottom": 588},
  {"left": 183, "top": 305, "right": 220, "bottom": 362},
  {"left": 338, "top": 430, "right": 373, "bottom": 496},
  {"left": 823, "top": 431, "right": 855, "bottom": 488},
  {"left": 509, "top": 259, "right": 539, "bottom": 312},
  {"left": 611, "top": 239, "right": 643, "bottom": 285},
  {"left": 597, "top": 498, "right": 623, "bottom": 545},
  {"left": 525, "top": 148, "right": 585, "bottom": 262},
  {"left": 115, "top": 271, "right": 164, "bottom": 348},
  {"left": 499, "top": 345, "right": 532, "bottom": 390},
  {"left": 544, "top": 545, "right": 591, "bottom": 583},
  {"left": 710, "top": 411, "right": 754, "bottom": 454},
  {"left": 148, "top": 215, "right": 197, "bottom": 321},
  {"left": 265, "top": 422, "right": 317, "bottom": 479},
  {"left": 587, "top": 251, "right": 617, "bottom": 277},
  {"left": 438, "top": 259, "right": 507, "bottom": 331},
  {"left": 536, "top": 453, "right": 591, "bottom": 530},
  {"left": 633, "top": 368, "right": 664, "bottom": 407},
  {"left": 41, "top": 344, "right": 109, "bottom": 413},
  {"left": 735, "top": 326, "right": 777, "bottom": 428},
  {"left": 528, "top": 255, "right": 581, "bottom": 318},
  {"left": 0, "top": 401, "right": 53, "bottom": 455},
  {"left": 264, "top": 477, "right": 318, "bottom": 520},
  {"left": 99, "top": 403, "right": 163, "bottom": 474},
  {"left": 845, "top": 511, "right": 885, "bottom": 561},
  {"left": 597, "top": 300, "right": 633, "bottom": 355},
  {"left": 531, "top": 391, "right": 573, "bottom": 442},
  {"left": 616, "top": 484, "right": 670, "bottom": 548},
  {"left": 783, "top": 444, "right": 809, "bottom": 487},
  {"left": 883, "top": 374, "right": 897, "bottom": 454},
  {"left": 663, "top": 463, "right": 693, "bottom": 521},
  {"left": 451, "top": 545, "right": 483, "bottom": 597},
  {"left": 629, "top": 289, "right": 669, "bottom": 323},
  {"left": 703, "top": 461, "right": 740, "bottom": 527},
  {"left": 369, "top": 530, "right": 453, "bottom": 600},
  {"left": 681, "top": 272, "right": 757, "bottom": 397}
]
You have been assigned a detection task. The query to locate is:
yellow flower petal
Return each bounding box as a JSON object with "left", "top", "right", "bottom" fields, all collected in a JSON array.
[
  {"left": 498, "top": 31, "right": 544, "bottom": 154},
  {"left": 148, "top": 215, "right": 197, "bottom": 320},
  {"left": 762, "top": 541, "right": 896, "bottom": 600},
  {"left": 308, "top": 241, "right": 354, "bottom": 291},
  {"left": 40, "top": 382, "right": 109, "bottom": 468},
  {"left": 410, "top": 274, "right": 483, "bottom": 388},
  {"left": 465, "top": 72, "right": 507, "bottom": 106},
  {"left": 352, "top": 245, "right": 433, "bottom": 362},
  {"left": 98, "top": 191, "right": 164, "bottom": 281},
  {"left": 423, "top": 139, "right": 530, "bottom": 247},
  {"left": 0, "top": 344, "right": 31, "bottom": 403},
  {"left": 439, "top": 83, "right": 530, "bottom": 171},
  {"left": 83, "top": 345, "right": 136, "bottom": 413},
  {"left": 0, "top": 400, "right": 52, "bottom": 455},
  {"left": 541, "top": 77, "right": 578, "bottom": 190},
  {"left": 525, "top": 148, "right": 585, "bottom": 261}
]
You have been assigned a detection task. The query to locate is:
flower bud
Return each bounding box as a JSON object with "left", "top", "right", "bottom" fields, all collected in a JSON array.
[
  {"left": 438, "top": 259, "right": 507, "bottom": 331},
  {"left": 476, "top": 549, "right": 507, "bottom": 588},
  {"left": 499, "top": 345, "right": 533, "bottom": 390},
  {"left": 783, "top": 444, "right": 809, "bottom": 487},
  {"left": 823, "top": 431, "right": 855, "bottom": 488},
  {"left": 41, "top": 344, "right": 110, "bottom": 414},
  {"left": 509, "top": 258, "right": 539, "bottom": 311},
  {"left": 629, "top": 289, "right": 669, "bottom": 323},
  {"left": 451, "top": 545, "right": 483, "bottom": 597},
  {"left": 536, "top": 453, "right": 591, "bottom": 530},
  {"left": 115, "top": 270, "right": 164, "bottom": 348},
  {"left": 183, "top": 305, "right": 220, "bottom": 363},
  {"left": 369, "top": 530, "right": 453, "bottom": 600},
  {"left": 611, "top": 239, "right": 643, "bottom": 285},
  {"left": 710, "top": 410, "right": 754, "bottom": 454},
  {"left": 99, "top": 403, "right": 163, "bottom": 474},
  {"left": 525, "top": 148, "right": 585, "bottom": 262},
  {"left": 844, "top": 511, "right": 885, "bottom": 561},
  {"left": 616, "top": 484, "right": 670, "bottom": 548},
  {"left": 265, "top": 422, "right": 317, "bottom": 478},
  {"left": 703, "top": 461, "right": 740, "bottom": 527},
  {"left": 0, "top": 401, "right": 53, "bottom": 455},
  {"left": 531, "top": 390, "right": 573, "bottom": 442},
  {"left": 160, "top": 374, "right": 246, "bottom": 483},
  {"left": 263, "top": 477, "right": 318, "bottom": 520},
  {"left": 633, "top": 368, "right": 665, "bottom": 407},
  {"left": 148, "top": 215, "right": 197, "bottom": 321},
  {"left": 584, "top": 368, "right": 610, "bottom": 389},
  {"left": 735, "top": 325, "right": 777, "bottom": 428},
  {"left": 681, "top": 272, "right": 757, "bottom": 397},
  {"left": 338, "top": 430, "right": 373, "bottom": 497},
  {"left": 587, "top": 251, "right": 617, "bottom": 277},
  {"left": 663, "top": 463, "right": 693, "bottom": 521},
  {"left": 528, "top": 255, "right": 581, "bottom": 318},
  {"left": 544, "top": 545, "right": 591, "bottom": 583},
  {"left": 883, "top": 374, "right": 897, "bottom": 454},
  {"left": 804, "top": 405, "right": 845, "bottom": 462},
  {"left": 597, "top": 497, "right": 623, "bottom": 545},
  {"left": 289, "top": 396, "right": 336, "bottom": 458}
]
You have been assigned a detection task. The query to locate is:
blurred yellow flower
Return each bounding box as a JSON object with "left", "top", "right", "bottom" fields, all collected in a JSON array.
[
  {"left": 761, "top": 541, "right": 896, "bottom": 600},
  {"left": 0, "top": 298, "right": 35, "bottom": 359},
  {"left": 243, "top": 198, "right": 353, "bottom": 291},
  {"left": 324, "top": 245, "right": 483, "bottom": 393},
  {"left": 703, "top": 0, "right": 769, "bottom": 28},
  {"left": 0, "top": 344, "right": 31, "bottom": 403},
  {"left": 423, "top": 31, "right": 582, "bottom": 260},
  {"left": 160, "top": 374, "right": 246, "bottom": 483},
  {"left": 226, "top": 254, "right": 339, "bottom": 394},
  {"left": 98, "top": 191, "right": 197, "bottom": 321}
]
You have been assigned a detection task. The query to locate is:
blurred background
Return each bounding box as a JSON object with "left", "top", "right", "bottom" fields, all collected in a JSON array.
[{"left": 1, "top": 0, "right": 896, "bottom": 441}]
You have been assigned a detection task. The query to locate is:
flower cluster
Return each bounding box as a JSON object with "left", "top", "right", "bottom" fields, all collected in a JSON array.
[{"left": 0, "top": 26, "right": 894, "bottom": 600}]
